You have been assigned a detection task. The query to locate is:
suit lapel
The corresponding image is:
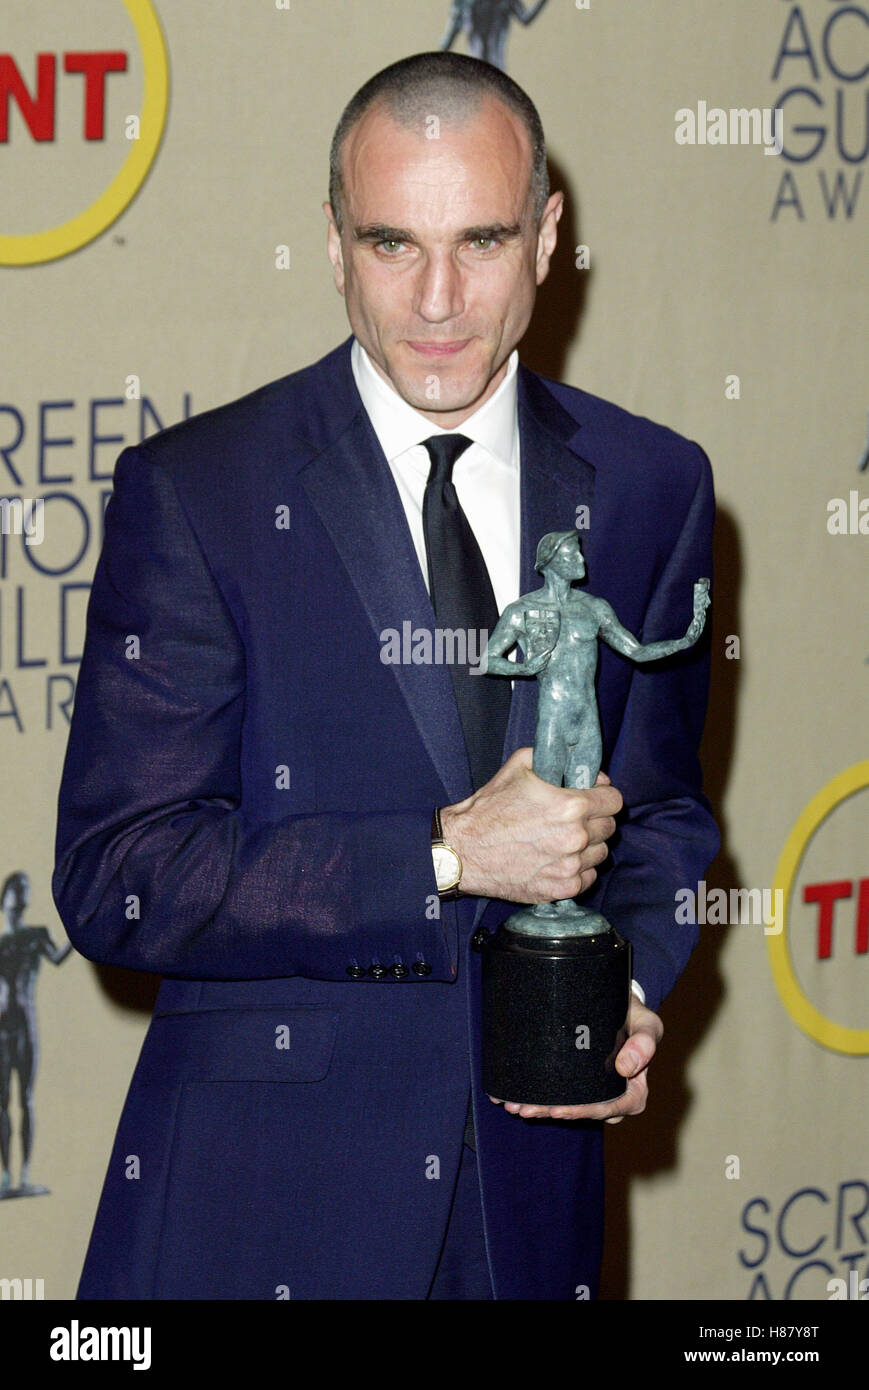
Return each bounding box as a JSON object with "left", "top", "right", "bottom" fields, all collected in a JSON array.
[
  {"left": 298, "top": 386, "right": 474, "bottom": 805},
  {"left": 296, "top": 344, "right": 597, "bottom": 869}
]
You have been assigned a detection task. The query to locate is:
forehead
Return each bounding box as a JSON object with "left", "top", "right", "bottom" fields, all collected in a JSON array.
[{"left": 340, "top": 95, "right": 534, "bottom": 227}]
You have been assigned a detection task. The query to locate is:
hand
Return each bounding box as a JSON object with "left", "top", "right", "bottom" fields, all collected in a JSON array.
[
  {"left": 522, "top": 648, "right": 552, "bottom": 675},
  {"left": 488, "top": 996, "right": 663, "bottom": 1123},
  {"left": 693, "top": 577, "right": 711, "bottom": 618},
  {"left": 440, "top": 748, "right": 622, "bottom": 903},
  {"left": 683, "top": 578, "right": 710, "bottom": 642}
]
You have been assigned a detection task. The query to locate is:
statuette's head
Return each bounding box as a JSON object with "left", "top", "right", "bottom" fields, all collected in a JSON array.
[
  {"left": 535, "top": 530, "right": 585, "bottom": 580},
  {"left": 1, "top": 870, "right": 29, "bottom": 919}
]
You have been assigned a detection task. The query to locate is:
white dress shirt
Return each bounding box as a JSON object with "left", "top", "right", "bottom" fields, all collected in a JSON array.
[
  {"left": 350, "top": 337, "right": 521, "bottom": 615},
  {"left": 350, "top": 337, "right": 645, "bottom": 1007}
]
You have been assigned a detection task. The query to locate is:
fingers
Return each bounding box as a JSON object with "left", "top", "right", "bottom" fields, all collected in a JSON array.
[
  {"left": 539, "top": 846, "right": 608, "bottom": 902},
  {"left": 485, "top": 746, "right": 534, "bottom": 787},
  {"left": 615, "top": 1029, "right": 657, "bottom": 1078},
  {"left": 553, "top": 794, "right": 621, "bottom": 848},
  {"left": 581, "top": 842, "right": 610, "bottom": 874},
  {"left": 449, "top": 749, "right": 624, "bottom": 902},
  {"left": 498, "top": 1071, "right": 649, "bottom": 1123},
  {"left": 491, "top": 1007, "right": 663, "bottom": 1124},
  {"left": 625, "top": 1000, "right": 664, "bottom": 1047},
  {"left": 557, "top": 779, "right": 623, "bottom": 811},
  {"left": 614, "top": 1002, "right": 661, "bottom": 1079},
  {"left": 581, "top": 785, "right": 624, "bottom": 819},
  {"left": 604, "top": 1073, "right": 650, "bottom": 1123},
  {"left": 583, "top": 814, "right": 618, "bottom": 847}
]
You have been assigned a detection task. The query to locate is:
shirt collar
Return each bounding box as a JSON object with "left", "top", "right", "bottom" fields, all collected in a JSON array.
[{"left": 351, "top": 336, "right": 518, "bottom": 468}]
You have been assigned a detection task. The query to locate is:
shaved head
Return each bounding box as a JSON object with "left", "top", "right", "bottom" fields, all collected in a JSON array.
[{"left": 329, "top": 51, "right": 549, "bottom": 235}]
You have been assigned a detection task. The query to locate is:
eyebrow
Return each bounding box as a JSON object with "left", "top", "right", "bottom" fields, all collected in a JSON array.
[{"left": 352, "top": 222, "right": 523, "bottom": 245}]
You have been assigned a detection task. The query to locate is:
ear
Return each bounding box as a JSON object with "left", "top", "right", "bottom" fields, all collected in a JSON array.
[
  {"left": 535, "top": 191, "right": 564, "bottom": 286},
  {"left": 323, "top": 201, "right": 346, "bottom": 296}
]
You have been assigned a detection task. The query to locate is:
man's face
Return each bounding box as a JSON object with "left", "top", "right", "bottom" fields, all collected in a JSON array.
[{"left": 325, "top": 95, "right": 562, "bottom": 427}]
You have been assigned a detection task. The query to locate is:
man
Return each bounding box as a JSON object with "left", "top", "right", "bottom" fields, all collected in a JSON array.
[{"left": 53, "top": 51, "right": 718, "bottom": 1300}]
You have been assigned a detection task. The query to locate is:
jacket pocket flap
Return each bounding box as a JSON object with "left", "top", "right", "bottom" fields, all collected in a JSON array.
[{"left": 135, "top": 1006, "right": 339, "bottom": 1084}]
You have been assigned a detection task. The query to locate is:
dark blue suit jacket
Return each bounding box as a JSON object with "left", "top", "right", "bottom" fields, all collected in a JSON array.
[{"left": 53, "top": 335, "right": 719, "bottom": 1299}]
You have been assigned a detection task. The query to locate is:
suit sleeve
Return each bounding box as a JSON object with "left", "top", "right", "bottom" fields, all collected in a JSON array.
[
  {"left": 584, "top": 444, "right": 720, "bottom": 1013},
  {"left": 52, "top": 446, "right": 451, "bottom": 982}
]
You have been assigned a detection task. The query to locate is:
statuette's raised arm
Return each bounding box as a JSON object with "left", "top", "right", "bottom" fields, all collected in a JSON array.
[{"left": 599, "top": 578, "right": 710, "bottom": 663}]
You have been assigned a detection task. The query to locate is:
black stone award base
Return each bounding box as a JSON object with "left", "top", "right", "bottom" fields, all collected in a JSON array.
[{"left": 481, "top": 920, "right": 632, "bottom": 1106}]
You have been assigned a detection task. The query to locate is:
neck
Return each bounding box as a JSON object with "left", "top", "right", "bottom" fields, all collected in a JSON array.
[{"left": 543, "top": 575, "right": 571, "bottom": 602}]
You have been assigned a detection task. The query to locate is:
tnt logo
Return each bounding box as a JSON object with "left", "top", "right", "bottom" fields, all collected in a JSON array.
[
  {"left": 0, "top": 52, "right": 128, "bottom": 143},
  {"left": 804, "top": 878, "right": 869, "bottom": 959},
  {"left": 769, "top": 763, "right": 869, "bottom": 1055},
  {"left": 0, "top": 2, "right": 169, "bottom": 266}
]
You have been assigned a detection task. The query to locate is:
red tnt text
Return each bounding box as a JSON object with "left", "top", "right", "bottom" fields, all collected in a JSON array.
[
  {"left": 0, "top": 51, "right": 128, "bottom": 143},
  {"left": 803, "top": 878, "right": 869, "bottom": 959}
]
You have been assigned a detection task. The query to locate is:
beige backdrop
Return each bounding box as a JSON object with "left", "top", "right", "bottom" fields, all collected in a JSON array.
[{"left": 2, "top": 0, "right": 867, "bottom": 1300}]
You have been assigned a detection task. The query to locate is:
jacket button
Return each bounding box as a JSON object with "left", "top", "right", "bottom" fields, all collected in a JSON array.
[
  {"left": 367, "top": 963, "right": 387, "bottom": 979},
  {"left": 388, "top": 962, "right": 409, "bottom": 979},
  {"left": 471, "top": 928, "right": 490, "bottom": 952},
  {"left": 346, "top": 964, "right": 366, "bottom": 979},
  {"left": 411, "top": 960, "right": 432, "bottom": 976}
]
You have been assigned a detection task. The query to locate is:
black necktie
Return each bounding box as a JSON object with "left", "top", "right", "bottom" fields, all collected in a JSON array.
[
  {"left": 421, "top": 435, "right": 511, "bottom": 791},
  {"left": 422, "top": 434, "right": 511, "bottom": 1154}
]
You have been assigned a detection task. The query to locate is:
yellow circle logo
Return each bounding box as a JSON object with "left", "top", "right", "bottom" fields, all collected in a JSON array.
[
  {"left": 769, "top": 761, "right": 869, "bottom": 1054},
  {"left": 0, "top": 0, "right": 168, "bottom": 266}
]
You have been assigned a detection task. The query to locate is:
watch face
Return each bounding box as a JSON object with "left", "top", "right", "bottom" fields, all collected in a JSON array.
[{"left": 433, "top": 844, "right": 461, "bottom": 892}]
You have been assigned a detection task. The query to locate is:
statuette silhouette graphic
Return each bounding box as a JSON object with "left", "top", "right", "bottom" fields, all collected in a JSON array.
[
  {"left": 0, "top": 871, "right": 72, "bottom": 1199},
  {"left": 440, "top": 0, "right": 550, "bottom": 72},
  {"left": 480, "top": 530, "right": 710, "bottom": 1103}
]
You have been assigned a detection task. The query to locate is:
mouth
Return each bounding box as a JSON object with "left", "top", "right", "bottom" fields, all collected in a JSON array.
[{"left": 405, "top": 339, "right": 471, "bottom": 358}]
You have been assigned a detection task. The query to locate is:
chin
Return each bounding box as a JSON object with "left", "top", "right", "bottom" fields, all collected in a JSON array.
[{"left": 394, "top": 366, "right": 481, "bottom": 408}]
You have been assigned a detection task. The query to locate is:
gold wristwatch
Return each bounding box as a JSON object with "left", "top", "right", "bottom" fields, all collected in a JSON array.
[{"left": 431, "top": 806, "right": 463, "bottom": 900}]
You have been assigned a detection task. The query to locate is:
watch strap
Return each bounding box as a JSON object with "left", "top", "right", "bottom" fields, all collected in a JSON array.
[{"left": 431, "top": 806, "right": 463, "bottom": 899}]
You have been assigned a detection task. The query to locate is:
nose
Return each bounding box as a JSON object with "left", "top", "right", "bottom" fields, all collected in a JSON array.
[{"left": 413, "top": 249, "right": 465, "bottom": 324}]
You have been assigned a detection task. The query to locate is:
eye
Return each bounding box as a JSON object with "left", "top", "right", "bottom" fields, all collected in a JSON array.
[
  {"left": 377, "top": 239, "right": 404, "bottom": 254},
  {"left": 471, "top": 236, "right": 497, "bottom": 251}
]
